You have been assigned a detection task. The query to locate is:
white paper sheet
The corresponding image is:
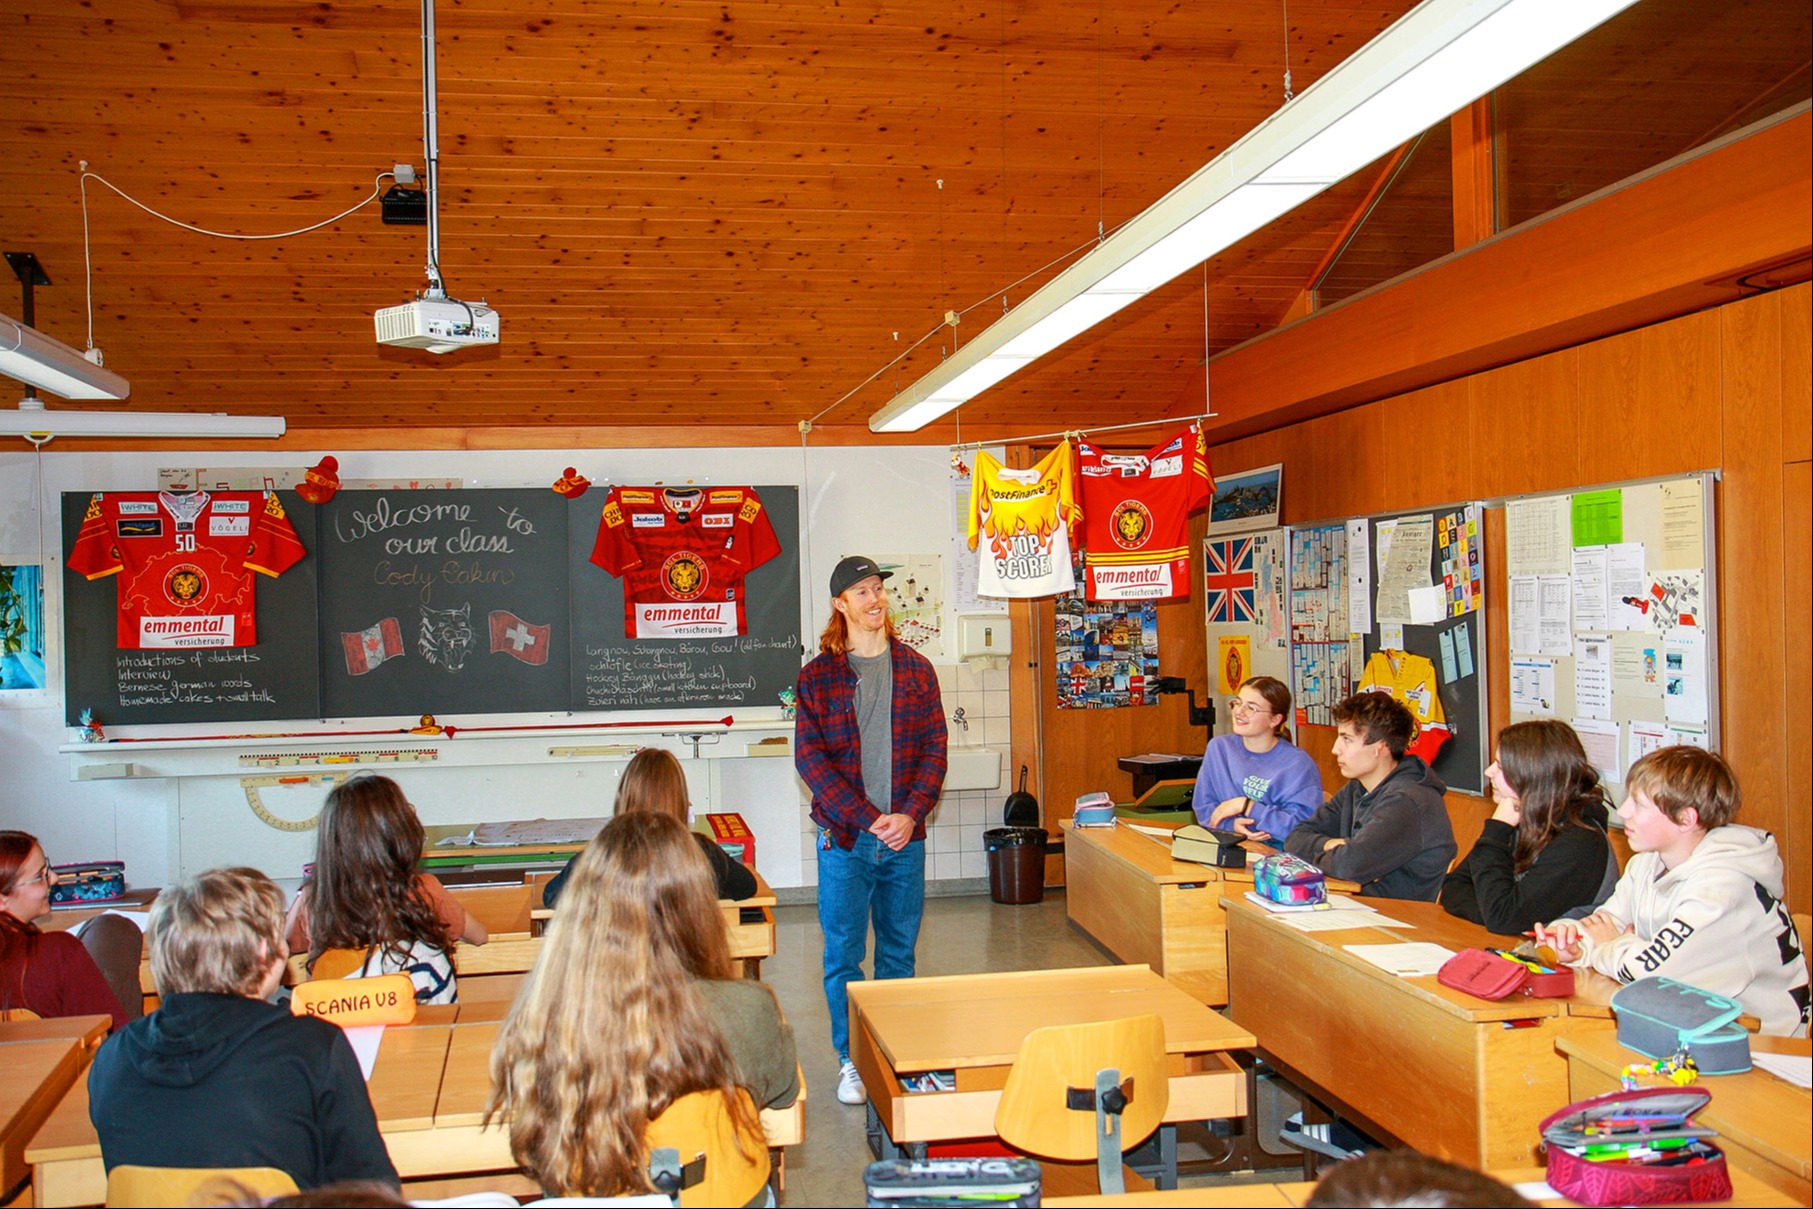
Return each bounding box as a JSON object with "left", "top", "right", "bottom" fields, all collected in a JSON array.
[
  {"left": 1346, "top": 519, "right": 1372, "bottom": 634},
  {"left": 1375, "top": 515, "right": 1434, "bottom": 625},
  {"left": 1573, "top": 634, "right": 1614, "bottom": 720},
  {"left": 1342, "top": 942, "right": 1455, "bottom": 977},
  {"left": 1573, "top": 717, "right": 1622, "bottom": 783},
  {"left": 1571, "top": 547, "right": 1610, "bottom": 632},
  {"left": 1538, "top": 574, "right": 1573, "bottom": 656},
  {"left": 1282, "top": 910, "right": 1411, "bottom": 932},
  {"left": 1407, "top": 584, "right": 1446, "bottom": 624},
  {"left": 1628, "top": 719, "right": 1671, "bottom": 763},
  {"left": 341, "top": 1023, "right": 386, "bottom": 1081},
  {"left": 1511, "top": 658, "right": 1557, "bottom": 716},
  {"left": 1605, "top": 542, "right": 1649, "bottom": 631},
  {"left": 1506, "top": 495, "right": 1572, "bottom": 575},
  {"left": 1753, "top": 1052, "right": 1813, "bottom": 1089},
  {"left": 1664, "top": 628, "right": 1710, "bottom": 724},
  {"left": 1510, "top": 576, "right": 1540, "bottom": 655}
]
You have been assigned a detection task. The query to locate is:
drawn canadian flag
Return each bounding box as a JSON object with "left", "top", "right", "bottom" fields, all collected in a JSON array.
[
  {"left": 489, "top": 609, "right": 551, "bottom": 665},
  {"left": 342, "top": 618, "right": 404, "bottom": 676}
]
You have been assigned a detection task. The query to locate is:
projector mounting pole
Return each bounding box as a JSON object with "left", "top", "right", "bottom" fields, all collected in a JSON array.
[{"left": 420, "top": 0, "right": 445, "bottom": 301}]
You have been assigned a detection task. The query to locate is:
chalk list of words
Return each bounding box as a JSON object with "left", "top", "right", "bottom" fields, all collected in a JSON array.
[
  {"left": 581, "top": 634, "right": 799, "bottom": 709},
  {"left": 114, "top": 648, "right": 279, "bottom": 708}
]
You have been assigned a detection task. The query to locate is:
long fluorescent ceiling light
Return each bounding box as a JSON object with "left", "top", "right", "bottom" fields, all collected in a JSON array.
[
  {"left": 0, "top": 403, "right": 286, "bottom": 441},
  {"left": 0, "top": 313, "right": 130, "bottom": 401},
  {"left": 870, "top": 0, "right": 1644, "bottom": 432}
]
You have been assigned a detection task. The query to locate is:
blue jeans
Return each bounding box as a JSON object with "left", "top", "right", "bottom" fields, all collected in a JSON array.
[{"left": 818, "top": 830, "right": 925, "bottom": 1061}]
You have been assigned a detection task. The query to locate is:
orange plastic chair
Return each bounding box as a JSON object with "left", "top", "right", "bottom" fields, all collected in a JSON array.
[
  {"left": 994, "top": 1014, "right": 1170, "bottom": 1195},
  {"left": 645, "top": 1088, "right": 771, "bottom": 1207},
  {"left": 105, "top": 1164, "right": 298, "bottom": 1207}
]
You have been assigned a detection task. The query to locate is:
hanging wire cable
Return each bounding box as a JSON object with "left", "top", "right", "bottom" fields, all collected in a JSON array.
[
  {"left": 1096, "top": 0, "right": 1107, "bottom": 241},
  {"left": 1280, "top": 0, "right": 1296, "bottom": 101},
  {"left": 948, "top": 411, "right": 1212, "bottom": 453},
  {"left": 78, "top": 167, "right": 394, "bottom": 351}
]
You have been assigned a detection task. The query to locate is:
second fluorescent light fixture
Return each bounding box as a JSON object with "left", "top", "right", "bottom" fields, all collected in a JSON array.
[
  {"left": 0, "top": 313, "right": 130, "bottom": 401},
  {"left": 869, "top": 0, "right": 1645, "bottom": 432},
  {"left": 0, "top": 396, "right": 286, "bottom": 441}
]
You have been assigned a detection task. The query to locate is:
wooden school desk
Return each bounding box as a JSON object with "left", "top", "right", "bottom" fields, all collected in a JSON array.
[
  {"left": 1558, "top": 1029, "right": 1812, "bottom": 1205},
  {"left": 1064, "top": 821, "right": 1356, "bottom": 1005},
  {"left": 848, "top": 964, "right": 1254, "bottom": 1187},
  {"left": 1223, "top": 894, "right": 1621, "bottom": 1169},
  {"left": 1, "top": 1017, "right": 110, "bottom": 1200},
  {"left": 26, "top": 1008, "right": 806, "bottom": 1206}
]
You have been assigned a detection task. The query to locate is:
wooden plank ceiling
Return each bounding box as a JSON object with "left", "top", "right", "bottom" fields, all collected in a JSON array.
[{"left": 0, "top": 0, "right": 1806, "bottom": 441}]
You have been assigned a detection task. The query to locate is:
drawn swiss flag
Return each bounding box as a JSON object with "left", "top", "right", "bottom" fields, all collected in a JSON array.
[
  {"left": 342, "top": 618, "right": 404, "bottom": 676},
  {"left": 489, "top": 609, "right": 550, "bottom": 665}
]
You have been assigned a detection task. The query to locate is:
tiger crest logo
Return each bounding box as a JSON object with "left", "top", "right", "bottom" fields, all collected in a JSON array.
[
  {"left": 1111, "top": 501, "right": 1152, "bottom": 550},
  {"left": 662, "top": 551, "right": 709, "bottom": 601},
  {"left": 163, "top": 564, "right": 208, "bottom": 605}
]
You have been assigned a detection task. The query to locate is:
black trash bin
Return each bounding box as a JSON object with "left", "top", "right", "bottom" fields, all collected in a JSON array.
[{"left": 984, "top": 827, "right": 1048, "bottom": 904}]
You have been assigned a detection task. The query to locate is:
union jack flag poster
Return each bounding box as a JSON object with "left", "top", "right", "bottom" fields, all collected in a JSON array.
[{"left": 1204, "top": 537, "right": 1257, "bottom": 624}]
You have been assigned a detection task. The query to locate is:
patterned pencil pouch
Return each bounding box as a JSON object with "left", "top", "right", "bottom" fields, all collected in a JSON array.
[
  {"left": 1253, "top": 853, "right": 1327, "bottom": 905},
  {"left": 48, "top": 861, "right": 126, "bottom": 906}
]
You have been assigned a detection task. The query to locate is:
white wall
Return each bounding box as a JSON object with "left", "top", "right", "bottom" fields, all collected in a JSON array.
[{"left": 0, "top": 443, "right": 1007, "bottom": 890}]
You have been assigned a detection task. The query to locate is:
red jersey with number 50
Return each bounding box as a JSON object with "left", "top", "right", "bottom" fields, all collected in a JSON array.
[
  {"left": 68, "top": 490, "right": 307, "bottom": 648},
  {"left": 590, "top": 486, "right": 782, "bottom": 638},
  {"left": 1077, "top": 425, "right": 1213, "bottom": 600}
]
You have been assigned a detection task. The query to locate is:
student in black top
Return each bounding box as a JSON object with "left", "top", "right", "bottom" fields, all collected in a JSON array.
[
  {"left": 544, "top": 747, "right": 758, "bottom": 908},
  {"left": 1440, "top": 720, "right": 1616, "bottom": 935},
  {"left": 87, "top": 867, "right": 397, "bottom": 1190}
]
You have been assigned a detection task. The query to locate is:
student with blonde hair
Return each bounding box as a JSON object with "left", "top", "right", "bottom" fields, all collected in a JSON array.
[
  {"left": 87, "top": 867, "right": 396, "bottom": 1189},
  {"left": 542, "top": 747, "right": 757, "bottom": 908},
  {"left": 285, "top": 775, "right": 486, "bottom": 1004},
  {"left": 490, "top": 811, "right": 796, "bottom": 1201},
  {"left": 1540, "top": 746, "right": 1810, "bottom": 1036}
]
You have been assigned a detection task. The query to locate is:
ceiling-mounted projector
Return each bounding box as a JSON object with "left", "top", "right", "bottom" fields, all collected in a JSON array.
[{"left": 374, "top": 296, "right": 499, "bottom": 354}]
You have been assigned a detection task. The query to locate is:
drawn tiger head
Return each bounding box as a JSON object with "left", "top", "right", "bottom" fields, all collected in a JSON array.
[{"left": 419, "top": 603, "right": 474, "bottom": 672}]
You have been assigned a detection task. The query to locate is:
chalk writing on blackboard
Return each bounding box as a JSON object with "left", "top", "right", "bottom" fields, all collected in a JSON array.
[
  {"left": 114, "top": 648, "right": 280, "bottom": 708},
  {"left": 581, "top": 634, "right": 801, "bottom": 709}
]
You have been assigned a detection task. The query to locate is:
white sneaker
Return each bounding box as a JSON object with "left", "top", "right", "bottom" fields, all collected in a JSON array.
[{"left": 836, "top": 1060, "right": 867, "bottom": 1105}]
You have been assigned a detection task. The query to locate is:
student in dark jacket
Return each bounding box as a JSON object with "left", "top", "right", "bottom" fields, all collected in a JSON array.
[
  {"left": 543, "top": 747, "right": 757, "bottom": 908},
  {"left": 1441, "top": 720, "right": 1616, "bottom": 935},
  {"left": 1284, "top": 692, "right": 1456, "bottom": 900},
  {"left": 88, "top": 867, "right": 397, "bottom": 1190}
]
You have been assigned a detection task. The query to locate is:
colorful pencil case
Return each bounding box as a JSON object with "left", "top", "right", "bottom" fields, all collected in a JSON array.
[
  {"left": 1437, "top": 948, "right": 1576, "bottom": 1000},
  {"left": 48, "top": 861, "right": 125, "bottom": 906},
  {"left": 1540, "top": 1087, "right": 1730, "bottom": 1205},
  {"left": 1253, "top": 853, "right": 1326, "bottom": 905}
]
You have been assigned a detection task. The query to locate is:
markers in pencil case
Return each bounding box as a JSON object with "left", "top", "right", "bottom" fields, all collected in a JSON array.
[{"left": 1486, "top": 947, "right": 1561, "bottom": 975}]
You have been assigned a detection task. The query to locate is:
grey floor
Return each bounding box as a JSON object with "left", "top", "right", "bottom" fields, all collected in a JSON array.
[{"left": 762, "top": 889, "right": 1300, "bottom": 1207}]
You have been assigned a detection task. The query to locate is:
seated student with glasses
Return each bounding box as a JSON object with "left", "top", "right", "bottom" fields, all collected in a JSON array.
[
  {"left": 1190, "top": 677, "right": 1324, "bottom": 842},
  {"left": 0, "top": 830, "right": 128, "bottom": 1027}
]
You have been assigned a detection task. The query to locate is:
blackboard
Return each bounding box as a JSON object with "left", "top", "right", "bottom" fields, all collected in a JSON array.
[
  {"left": 61, "top": 491, "right": 323, "bottom": 725},
  {"left": 1355, "top": 506, "right": 1489, "bottom": 796},
  {"left": 568, "top": 486, "right": 804, "bottom": 712},
  {"left": 316, "top": 489, "right": 570, "bottom": 718},
  {"left": 62, "top": 485, "right": 806, "bottom": 727}
]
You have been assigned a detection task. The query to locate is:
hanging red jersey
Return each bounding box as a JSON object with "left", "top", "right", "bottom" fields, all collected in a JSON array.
[
  {"left": 1076, "top": 425, "right": 1212, "bottom": 600},
  {"left": 590, "top": 485, "right": 782, "bottom": 639},
  {"left": 68, "top": 490, "right": 307, "bottom": 649}
]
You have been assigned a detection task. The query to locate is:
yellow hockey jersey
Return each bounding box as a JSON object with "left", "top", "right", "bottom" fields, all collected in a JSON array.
[
  {"left": 968, "top": 444, "right": 1081, "bottom": 599},
  {"left": 1358, "top": 650, "right": 1452, "bottom": 763}
]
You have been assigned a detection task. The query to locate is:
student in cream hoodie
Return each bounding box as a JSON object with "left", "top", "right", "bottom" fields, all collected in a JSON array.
[{"left": 1540, "top": 746, "right": 1810, "bottom": 1037}]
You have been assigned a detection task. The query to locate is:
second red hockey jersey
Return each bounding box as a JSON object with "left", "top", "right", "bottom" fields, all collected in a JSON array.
[
  {"left": 67, "top": 490, "right": 307, "bottom": 649},
  {"left": 590, "top": 485, "right": 782, "bottom": 639},
  {"left": 1076, "top": 425, "right": 1212, "bottom": 600}
]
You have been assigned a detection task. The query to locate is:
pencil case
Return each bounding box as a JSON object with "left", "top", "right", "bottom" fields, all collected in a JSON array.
[
  {"left": 47, "top": 861, "right": 125, "bottom": 906},
  {"left": 1253, "top": 853, "right": 1326, "bottom": 905},
  {"left": 1612, "top": 977, "right": 1751, "bottom": 1075},
  {"left": 1437, "top": 948, "right": 1576, "bottom": 1001},
  {"left": 1072, "top": 791, "right": 1116, "bottom": 828},
  {"left": 1540, "top": 1087, "right": 1730, "bottom": 1205}
]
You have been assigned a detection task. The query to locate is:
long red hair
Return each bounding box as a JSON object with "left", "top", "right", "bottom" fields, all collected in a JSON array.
[
  {"left": 0, "top": 831, "right": 45, "bottom": 1013},
  {"left": 817, "top": 602, "right": 898, "bottom": 656}
]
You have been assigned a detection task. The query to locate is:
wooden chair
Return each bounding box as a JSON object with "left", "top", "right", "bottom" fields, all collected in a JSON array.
[
  {"left": 994, "top": 1014, "right": 1169, "bottom": 1195},
  {"left": 105, "top": 1164, "right": 297, "bottom": 1207},
  {"left": 308, "top": 947, "right": 370, "bottom": 980},
  {"left": 644, "top": 1088, "right": 771, "bottom": 1208}
]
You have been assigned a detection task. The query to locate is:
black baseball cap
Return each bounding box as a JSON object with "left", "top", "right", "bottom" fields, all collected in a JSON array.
[{"left": 830, "top": 555, "right": 893, "bottom": 598}]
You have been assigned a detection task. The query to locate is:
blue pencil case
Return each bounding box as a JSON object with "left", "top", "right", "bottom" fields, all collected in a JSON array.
[{"left": 48, "top": 861, "right": 126, "bottom": 906}]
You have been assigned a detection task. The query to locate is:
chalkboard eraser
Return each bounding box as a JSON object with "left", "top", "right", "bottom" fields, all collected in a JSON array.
[
  {"left": 76, "top": 762, "right": 135, "bottom": 780},
  {"left": 745, "top": 739, "right": 791, "bottom": 757}
]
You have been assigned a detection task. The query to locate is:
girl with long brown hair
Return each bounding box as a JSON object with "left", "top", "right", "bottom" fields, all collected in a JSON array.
[
  {"left": 1193, "top": 676, "right": 1324, "bottom": 841},
  {"left": 284, "top": 776, "right": 486, "bottom": 1004},
  {"left": 1440, "top": 720, "right": 1616, "bottom": 934},
  {"left": 490, "top": 811, "right": 796, "bottom": 1201},
  {"left": 0, "top": 830, "right": 127, "bottom": 1026},
  {"left": 542, "top": 747, "right": 757, "bottom": 908}
]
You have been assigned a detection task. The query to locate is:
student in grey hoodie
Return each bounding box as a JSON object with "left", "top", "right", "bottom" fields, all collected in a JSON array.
[
  {"left": 87, "top": 867, "right": 397, "bottom": 1189},
  {"left": 1284, "top": 691, "right": 1456, "bottom": 901}
]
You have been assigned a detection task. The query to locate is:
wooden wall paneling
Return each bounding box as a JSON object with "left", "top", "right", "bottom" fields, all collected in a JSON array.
[
  {"left": 1715, "top": 291, "right": 1789, "bottom": 847},
  {"left": 1482, "top": 507, "right": 1511, "bottom": 750},
  {"left": 1451, "top": 98, "right": 1498, "bottom": 249},
  {"left": 1783, "top": 282, "right": 1812, "bottom": 464},
  {"left": 1465, "top": 348, "right": 1581, "bottom": 500},
  {"left": 1573, "top": 309, "right": 1723, "bottom": 486},
  {"left": 1782, "top": 459, "right": 1811, "bottom": 914}
]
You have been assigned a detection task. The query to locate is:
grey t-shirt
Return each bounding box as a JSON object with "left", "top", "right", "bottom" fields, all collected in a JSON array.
[{"left": 849, "top": 648, "right": 893, "bottom": 814}]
